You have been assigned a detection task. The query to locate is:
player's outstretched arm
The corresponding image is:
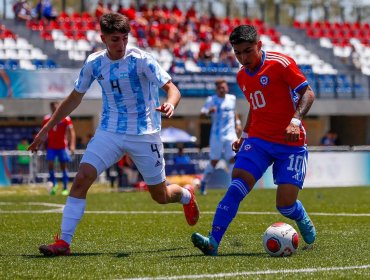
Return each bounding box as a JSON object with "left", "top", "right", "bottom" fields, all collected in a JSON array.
[
  {"left": 28, "top": 90, "right": 84, "bottom": 152},
  {"left": 156, "top": 81, "right": 181, "bottom": 118}
]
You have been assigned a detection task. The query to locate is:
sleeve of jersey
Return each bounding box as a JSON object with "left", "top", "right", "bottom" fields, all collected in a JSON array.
[
  {"left": 74, "top": 59, "right": 95, "bottom": 94},
  {"left": 65, "top": 116, "right": 73, "bottom": 127},
  {"left": 283, "top": 60, "right": 308, "bottom": 93},
  {"left": 200, "top": 96, "right": 213, "bottom": 113},
  {"left": 141, "top": 54, "right": 171, "bottom": 87}
]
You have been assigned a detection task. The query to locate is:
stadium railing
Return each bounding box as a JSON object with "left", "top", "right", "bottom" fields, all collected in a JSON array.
[{"left": 0, "top": 146, "right": 369, "bottom": 186}]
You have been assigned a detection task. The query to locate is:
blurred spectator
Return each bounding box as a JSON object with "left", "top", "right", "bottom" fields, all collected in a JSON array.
[
  {"left": 105, "top": 162, "right": 122, "bottom": 188},
  {"left": 106, "top": 154, "right": 140, "bottom": 189},
  {"left": 75, "top": 137, "right": 85, "bottom": 149},
  {"left": 34, "top": 0, "right": 43, "bottom": 21},
  {"left": 28, "top": 129, "right": 38, "bottom": 144},
  {"left": 185, "top": 4, "right": 197, "bottom": 20},
  {"left": 174, "top": 146, "right": 191, "bottom": 165},
  {"left": 120, "top": 154, "right": 140, "bottom": 188},
  {"left": 17, "top": 137, "right": 30, "bottom": 174},
  {"left": 106, "top": 1, "right": 114, "bottom": 13},
  {"left": 95, "top": 0, "right": 109, "bottom": 20},
  {"left": 42, "top": 0, "right": 57, "bottom": 21},
  {"left": 350, "top": 45, "right": 361, "bottom": 70},
  {"left": 13, "top": 0, "right": 32, "bottom": 22},
  {"left": 320, "top": 130, "right": 340, "bottom": 146}
]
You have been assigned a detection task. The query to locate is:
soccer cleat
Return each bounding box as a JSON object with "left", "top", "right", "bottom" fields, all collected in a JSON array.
[
  {"left": 50, "top": 185, "right": 58, "bottom": 195},
  {"left": 296, "top": 213, "right": 317, "bottom": 244},
  {"left": 191, "top": 232, "right": 218, "bottom": 256},
  {"left": 182, "top": 184, "right": 200, "bottom": 226},
  {"left": 39, "top": 234, "right": 71, "bottom": 257},
  {"left": 61, "top": 189, "right": 69, "bottom": 196}
]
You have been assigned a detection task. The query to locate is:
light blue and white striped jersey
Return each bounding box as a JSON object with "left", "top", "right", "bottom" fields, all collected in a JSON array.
[
  {"left": 74, "top": 47, "right": 171, "bottom": 135},
  {"left": 201, "top": 94, "right": 238, "bottom": 141}
]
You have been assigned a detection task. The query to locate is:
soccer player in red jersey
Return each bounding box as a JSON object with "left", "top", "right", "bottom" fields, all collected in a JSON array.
[
  {"left": 42, "top": 101, "right": 76, "bottom": 195},
  {"left": 192, "top": 25, "right": 317, "bottom": 255}
]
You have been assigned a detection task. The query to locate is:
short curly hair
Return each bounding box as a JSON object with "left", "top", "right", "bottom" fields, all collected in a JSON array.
[{"left": 229, "top": 25, "right": 258, "bottom": 45}]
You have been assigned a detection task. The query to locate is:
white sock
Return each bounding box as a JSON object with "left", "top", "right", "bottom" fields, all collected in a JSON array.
[
  {"left": 61, "top": 196, "right": 86, "bottom": 244},
  {"left": 180, "top": 188, "right": 191, "bottom": 204}
]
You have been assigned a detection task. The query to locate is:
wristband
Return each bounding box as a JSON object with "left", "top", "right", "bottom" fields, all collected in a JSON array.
[
  {"left": 236, "top": 119, "right": 242, "bottom": 126},
  {"left": 241, "top": 131, "right": 248, "bottom": 138},
  {"left": 290, "top": 118, "right": 301, "bottom": 127},
  {"left": 168, "top": 103, "right": 175, "bottom": 111}
]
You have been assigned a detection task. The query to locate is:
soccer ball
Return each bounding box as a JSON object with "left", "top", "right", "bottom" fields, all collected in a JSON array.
[{"left": 263, "top": 222, "right": 299, "bottom": 257}]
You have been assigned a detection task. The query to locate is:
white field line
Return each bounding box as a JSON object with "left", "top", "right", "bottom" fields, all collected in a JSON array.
[
  {"left": 0, "top": 202, "right": 369, "bottom": 216},
  {"left": 122, "top": 264, "right": 370, "bottom": 280}
]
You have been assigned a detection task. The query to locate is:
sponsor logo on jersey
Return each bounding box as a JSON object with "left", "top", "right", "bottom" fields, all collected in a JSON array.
[{"left": 260, "top": 75, "right": 269, "bottom": 86}]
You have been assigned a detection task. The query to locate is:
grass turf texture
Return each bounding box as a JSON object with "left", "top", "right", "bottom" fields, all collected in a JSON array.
[{"left": 0, "top": 185, "right": 369, "bottom": 279}]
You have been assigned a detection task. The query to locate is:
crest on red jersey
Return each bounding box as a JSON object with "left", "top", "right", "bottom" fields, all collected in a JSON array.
[{"left": 260, "top": 75, "right": 269, "bottom": 86}]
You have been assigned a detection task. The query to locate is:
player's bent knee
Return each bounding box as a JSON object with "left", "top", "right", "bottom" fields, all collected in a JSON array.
[
  {"left": 74, "top": 164, "right": 97, "bottom": 184},
  {"left": 152, "top": 195, "right": 167, "bottom": 204},
  {"left": 148, "top": 182, "right": 169, "bottom": 204}
]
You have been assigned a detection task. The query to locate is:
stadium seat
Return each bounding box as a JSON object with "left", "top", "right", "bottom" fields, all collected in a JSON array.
[
  {"left": 19, "top": 59, "right": 36, "bottom": 70},
  {"left": 45, "top": 59, "right": 58, "bottom": 68},
  {"left": 32, "top": 59, "right": 44, "bottom": 69}
]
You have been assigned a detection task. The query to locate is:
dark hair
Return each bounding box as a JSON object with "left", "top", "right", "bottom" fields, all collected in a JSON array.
[
  {"left": 100, "top": 13, "right": 131, "bottom": 34},
  {"left": 229, "top": 25, "right": 258, "bottom": 45}
]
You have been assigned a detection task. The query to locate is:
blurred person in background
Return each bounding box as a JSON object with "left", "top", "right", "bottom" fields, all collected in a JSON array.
[
  {"left": 17, "top": 137, "right": 30, "bottom": 177},
  {"left": 173, "top": 146, "right": 191, "bottom": 165},
  {"left": 42, "top": 0, "right": 58, "bottom": 21},
  {"left": 199, "top": 78, "right": 242, "bottom": 195},
  {"left": 43, "top": 101, "right": 76, "bottom": 196},
  {"left": 29, "top": 13, "right": 199, "bottom": 257}
]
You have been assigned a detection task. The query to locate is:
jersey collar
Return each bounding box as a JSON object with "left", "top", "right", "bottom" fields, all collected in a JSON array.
[{"left": 244, "top": 50, "right": 265, "bottom": 76}]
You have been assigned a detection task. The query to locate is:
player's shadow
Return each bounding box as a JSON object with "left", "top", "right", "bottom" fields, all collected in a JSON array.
[
  {"left": 172, "top": 252, "right": 265, "bottom": 258},
  {"left": 122, "top": 247, "right": 187, "bottom": 256},
  {"left": 22, "top": 252, "right": 130, "bottom": 258}
]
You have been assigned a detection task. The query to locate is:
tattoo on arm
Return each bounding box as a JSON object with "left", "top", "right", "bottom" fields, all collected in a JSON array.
[{"left": 294, "top": 86, "right": 315, "bottom": 119}]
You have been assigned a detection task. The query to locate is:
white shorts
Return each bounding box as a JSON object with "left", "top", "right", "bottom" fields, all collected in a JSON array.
[
  {"left": 81, "top": 129, "right": 165, "bottom": 185},
  {"left": 209, "top": 136, "right": 236, "bottom": 161}
]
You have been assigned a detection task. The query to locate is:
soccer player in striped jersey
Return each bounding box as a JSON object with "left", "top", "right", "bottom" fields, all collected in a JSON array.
[
  {"left": 192, "top": 25, "right": 317, "bottom": 256},
  {"left": 28, "top": 13, "right": 199, "bottom": 256},
  {"left": 199, "top": 78, "right": 242, "bottom": 195}
]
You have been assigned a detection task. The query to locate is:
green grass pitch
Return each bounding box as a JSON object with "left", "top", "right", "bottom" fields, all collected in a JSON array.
[{"left": 0, "top": 185, "right": 369, "bottom": 279}]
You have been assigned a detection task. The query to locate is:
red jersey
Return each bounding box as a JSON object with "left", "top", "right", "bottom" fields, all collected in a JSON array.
[
  {"left": 42, "top": 114, "right": 73, "bottom": 149},
  {"left": 236, "top": 51, "right": 308, "bottom": 146}
]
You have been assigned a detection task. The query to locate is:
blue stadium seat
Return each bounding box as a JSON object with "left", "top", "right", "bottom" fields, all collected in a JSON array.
[
  {"left": 0, "top": 59, "right": 6, "bottom": 69},
  {"left": 336, "top": 74, "right": 353, "bottom": 98},
  {"left": 299, "top": 64, "right": 313, "bottom": 75},
  {"left": 32, "top": 59, "right": 44, "bottom": 69},
  {"left": 317, "top": 74, "right": 335, "bottom": 98},
  {"left": 6, "top": 59, "right": 19, "bottom": 70},
  {"left": 45, "top": 59, "right": 58, "bottom": 68}
]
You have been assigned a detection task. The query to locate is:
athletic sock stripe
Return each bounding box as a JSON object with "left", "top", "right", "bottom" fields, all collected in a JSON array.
[
  {"left": 231, "top": 179, "right": 249, "bottom": 197},
  {"left": 278, "top": 205, "right": 296, "bottom": 215}
]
